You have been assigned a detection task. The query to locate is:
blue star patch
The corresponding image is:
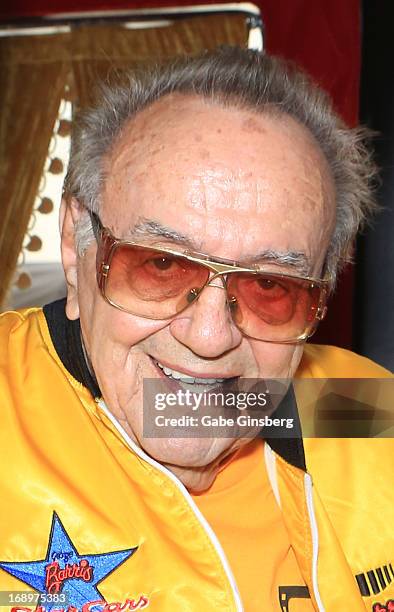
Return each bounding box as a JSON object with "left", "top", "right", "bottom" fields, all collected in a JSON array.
[{"left": 0, "top": 512, "right": 137, "bottom": 610}]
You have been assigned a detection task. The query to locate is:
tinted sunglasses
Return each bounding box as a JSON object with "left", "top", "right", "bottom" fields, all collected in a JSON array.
[{"left": 90, "top": 211, "right": 328, "bottom": 343}]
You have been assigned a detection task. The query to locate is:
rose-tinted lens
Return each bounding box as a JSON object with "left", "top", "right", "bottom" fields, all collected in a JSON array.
[
  {"left": 227, "top": 272, "right": 322, "bottom": 341},
  {"left": 105, "top": 244, "right": 210, "bottom": 318}
]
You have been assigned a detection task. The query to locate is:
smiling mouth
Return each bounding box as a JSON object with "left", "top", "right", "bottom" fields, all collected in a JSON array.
[{"left": 152, "top": 358, "right": 238, "bottom": 391}]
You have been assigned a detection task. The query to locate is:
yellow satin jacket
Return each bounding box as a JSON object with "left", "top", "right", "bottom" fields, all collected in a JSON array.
[{"left": 0, "top": 304, "right": 393, "bottom": 612}]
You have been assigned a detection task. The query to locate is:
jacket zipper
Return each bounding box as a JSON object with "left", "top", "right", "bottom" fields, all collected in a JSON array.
[{"left": 97, "top": 399, "right": 243, "bottom": 612}]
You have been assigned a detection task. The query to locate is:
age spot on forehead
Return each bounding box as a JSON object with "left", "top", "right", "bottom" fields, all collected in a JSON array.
[{"left": 242, "top": 117, "right": 267, "bottom": 134}]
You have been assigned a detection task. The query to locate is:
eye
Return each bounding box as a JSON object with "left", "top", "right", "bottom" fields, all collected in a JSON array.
[
  {"left": 257, "top": 278, "right": 287, "bottom": 294},
  {"left": 252, "top": 276, "right": 290, "bottom": 302},
  {"left": 258, "top": 278, "right": 278, "bottom": 290},
  {"left": 151, "top": 257, "right": 175, "bottom": 271}
]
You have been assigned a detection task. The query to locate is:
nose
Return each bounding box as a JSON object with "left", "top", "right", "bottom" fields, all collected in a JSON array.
[{"left": 169, "top": 281, "right": 243, "bottom": 358}]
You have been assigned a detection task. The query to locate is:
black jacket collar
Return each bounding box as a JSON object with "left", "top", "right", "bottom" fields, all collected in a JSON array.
[{"left": 43, "top": 298, "right": 101, "bottom": 399}]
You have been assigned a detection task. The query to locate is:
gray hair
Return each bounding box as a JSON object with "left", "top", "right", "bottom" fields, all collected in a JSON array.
[{"left": 64, "top": 46, "right": 377, "bottom": 285}]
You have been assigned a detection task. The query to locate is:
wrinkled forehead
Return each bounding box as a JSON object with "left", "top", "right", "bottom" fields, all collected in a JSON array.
[
  {"left": 101, "top": 94, "right": 335, "bottom": 261},
  {"left": 105, "top": 93, "right": 334, "bottom": 196}
]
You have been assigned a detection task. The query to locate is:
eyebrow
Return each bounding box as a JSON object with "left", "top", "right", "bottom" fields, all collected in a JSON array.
[
  {"left": 246, "top": 250, "right": 311, "bottom": 275},
  {"left": 130, "top": 218, "right": 197, "bottom": 249},
  {"left": 128, "top": 218, "right": 311, "bottom": 275}
]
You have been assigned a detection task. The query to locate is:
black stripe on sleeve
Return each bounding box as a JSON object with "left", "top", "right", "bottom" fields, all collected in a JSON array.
[
  {"left": 356, "top": 573, "right": 370, "bottom": 597},
  {"left": 367, "top": 570, "right": 380, "bottom": 595},
  {"left": 383, "top": 565, "right": 392, "bottom": 584},
  {"left": 376, "top": 567, "right": 387, "bottom": 590}
]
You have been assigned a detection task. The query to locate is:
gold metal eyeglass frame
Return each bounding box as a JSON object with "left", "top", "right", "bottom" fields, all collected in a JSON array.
[{"left": 90, "top": 211, "right": 329, "bottom": 343}]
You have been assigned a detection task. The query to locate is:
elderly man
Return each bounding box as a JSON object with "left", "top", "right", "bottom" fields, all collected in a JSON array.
[{"left": 0, "top": 48, "right": 393, "bottom": 612}]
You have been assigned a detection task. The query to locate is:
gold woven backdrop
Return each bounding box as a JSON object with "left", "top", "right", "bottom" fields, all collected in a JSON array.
[{"left": 0, "top": 13, "right": 247, "bottom": 307}]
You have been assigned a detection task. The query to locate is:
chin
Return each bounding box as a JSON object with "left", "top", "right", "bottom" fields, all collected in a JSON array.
[
  {"left": 138, "top": 435, "right": 247, "bottom": 493},
  {"left": 139, "top": 435, "right": 237, "bottom": 468},
  {"left": 167, "top": 464, "right": 222, "bottom": 494}
]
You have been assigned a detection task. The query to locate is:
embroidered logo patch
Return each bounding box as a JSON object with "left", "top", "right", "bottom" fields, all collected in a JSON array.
[
  {"left": 0, "top": 512, "right": 139, "bottom": 611},
  {"left": 372, "top": 600, "right": 394, "bottom": 612}
]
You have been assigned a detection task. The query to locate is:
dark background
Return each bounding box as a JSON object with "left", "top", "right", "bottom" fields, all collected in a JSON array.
[
  {"left": 356, "top": 0, "right": 394, "bottom": 371},
  {"left": 1, "top": 0, "right": 392, "bottom": 370}
]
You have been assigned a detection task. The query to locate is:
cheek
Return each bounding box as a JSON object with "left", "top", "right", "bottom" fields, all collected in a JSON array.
[
  {"left": 77, "top": 252, "right": 169, "bottom": 360},
  {"left": 250, "top": 340, "right": 304, "bottom": 378},
  {"left": 86, "top": 305, "right": 168, "bottom": 367},
  {"left": 82, "top": 307, "right": 166, "bottom": 409}
]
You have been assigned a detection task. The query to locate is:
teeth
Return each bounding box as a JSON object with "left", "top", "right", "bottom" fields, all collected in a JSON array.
[{"left": 156, "top": 361, "right": 225, "bottom": 384}]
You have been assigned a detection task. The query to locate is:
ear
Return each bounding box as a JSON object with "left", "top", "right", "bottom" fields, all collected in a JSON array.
[{"left": 60, "top": 197, "right": 84, "bottom": 321}]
